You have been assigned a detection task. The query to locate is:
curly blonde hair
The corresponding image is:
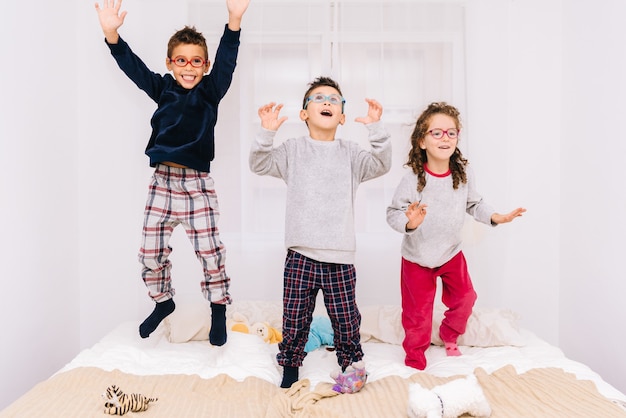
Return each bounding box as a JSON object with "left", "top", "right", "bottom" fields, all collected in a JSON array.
[{"left": 406, "top": 102, "right": 467, "bottom": 192}]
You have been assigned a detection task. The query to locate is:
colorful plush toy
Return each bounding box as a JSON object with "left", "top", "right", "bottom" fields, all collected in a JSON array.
[
  {"left": 250, "top": 321, "right": 283, "bottom": 344},
  {"left": 407, "top": 374, "right": 491, "bottom": 418},
  {"left": 305, "top": 316, "right": 334, "bottom": 352},
  {"left": 330, "top": 360, "right": 368, "bottom": 394},
  {"left": 227, "top": 312, "right": 283, "bottom": 344},
  {"left": 102, "top": 385, "right": 157, "bottom": 415}
]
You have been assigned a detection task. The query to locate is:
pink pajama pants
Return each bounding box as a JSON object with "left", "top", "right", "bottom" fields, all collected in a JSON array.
[
  {"left": 138, "top": 164, "right": 231, "bottom": 304},
  {"left": 400, "top": 251, "right": 476, "bottom": 370}
]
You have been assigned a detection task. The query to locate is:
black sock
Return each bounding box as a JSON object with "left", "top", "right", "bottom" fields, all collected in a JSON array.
[
  {"left": 280, "top": 366, "right": 299, "bottom": 388},
  {"left": 139, "top": 298, "right": 175, "bottom": 338},
  {"left": 209, "top": 303, "right": 227, "bottom": 346}
]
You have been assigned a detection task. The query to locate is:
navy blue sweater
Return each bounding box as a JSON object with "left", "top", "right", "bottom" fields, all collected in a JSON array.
[{"left": 106, "top": 25, "right": 240, "bottom": 172}]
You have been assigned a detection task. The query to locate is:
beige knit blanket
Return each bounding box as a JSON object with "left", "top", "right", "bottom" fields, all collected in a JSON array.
[{"left": 2, "top": 366, "right": 625, "bottom": 417}]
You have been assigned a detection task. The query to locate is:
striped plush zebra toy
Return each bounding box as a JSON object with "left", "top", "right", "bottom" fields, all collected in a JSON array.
[{"left": 102, "top": 385, "right": 158, "bottom": 415}]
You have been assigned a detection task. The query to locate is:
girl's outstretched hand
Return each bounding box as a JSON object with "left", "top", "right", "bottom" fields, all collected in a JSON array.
[
  {"left": 95, "top": 0, "right": 127, "bottom": 42},
  {"left": 491, "top": 207, "right": 526, "bottom": 225},
  {"left": 258, "top": 103, "right": 288, "bottom": 131},
  {"left": 355, "top": 98, "right": 383, "bottom": 124}
]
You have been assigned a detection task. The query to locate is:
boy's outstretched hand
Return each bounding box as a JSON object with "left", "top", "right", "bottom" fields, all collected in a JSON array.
[
  {"left": 258, "top": 103, "right": 288, "bottom": 132},
  {"left": 227, "top": 0, "right": 250, "bottom": 31},
  {"left": 355, "top": 98, "right": 383, "bottom": 125},
  {"left": 95, "top": 0, "right": 127, "bottom": 44}
]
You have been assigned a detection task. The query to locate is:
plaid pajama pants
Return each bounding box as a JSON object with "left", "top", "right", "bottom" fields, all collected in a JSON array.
[
  {"left": 138, "top": 164, "right": 231, "bottom": 304},
  {"left": 277, "top": 250, "right": 364, "bottom": 369}
]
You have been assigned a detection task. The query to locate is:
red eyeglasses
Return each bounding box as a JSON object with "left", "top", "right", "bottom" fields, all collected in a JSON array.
[
  {"left": 168, "top": 56, "right": 208, "bottom": 68},
  {"left": 427, "top": 128, "right": 459, "bottom": 140}
]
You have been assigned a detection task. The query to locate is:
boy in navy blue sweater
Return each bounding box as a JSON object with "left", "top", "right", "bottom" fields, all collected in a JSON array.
[{"left": 95, "top": 0, "right": 249, "bottom": 345}]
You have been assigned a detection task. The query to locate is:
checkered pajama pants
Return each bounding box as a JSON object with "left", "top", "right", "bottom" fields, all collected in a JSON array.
[
  {"left": 138, "top": 164, "right": 231, "bottom": 304},
  {"left": 277, "top": 250, "right": 364, "bottom": 370}
]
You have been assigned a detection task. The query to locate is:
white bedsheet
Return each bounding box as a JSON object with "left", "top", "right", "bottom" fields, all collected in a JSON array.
[{"left": 59, "top": 320, "right": 626, "bottom": 404}]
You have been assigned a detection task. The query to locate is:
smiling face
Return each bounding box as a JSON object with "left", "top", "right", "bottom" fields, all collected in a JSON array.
[
  {"left": 300, "top": 85, "right": 346, "bottom": 140},
  {"left": 419, "top": 113, "right": 459, "bottom": 170},
  {"left": 165, "top": 43, "right": 210, "bottom": 89}
]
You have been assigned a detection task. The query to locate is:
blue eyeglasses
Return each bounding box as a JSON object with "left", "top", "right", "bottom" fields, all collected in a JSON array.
[{"left": 304, "top": 93, "right": 346, "bottom": 111}]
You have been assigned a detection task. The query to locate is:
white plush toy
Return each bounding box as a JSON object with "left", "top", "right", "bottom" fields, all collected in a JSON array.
[{"left": 407, "top": 374, "right": 491, "bottom": 418}]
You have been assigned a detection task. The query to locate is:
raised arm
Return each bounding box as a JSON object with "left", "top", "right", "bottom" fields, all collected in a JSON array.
[
  {"left": 350, "top": 98, "right": 391, "bottom": 181},
  {"left": 94, "top": 0, "right": 127, "bottom": 44},
  {"left": 227, "top": 0, "right": 250, "bottom": 31},
  {"left": 249, "top": 103, "right": 288, "bottom": 178}
]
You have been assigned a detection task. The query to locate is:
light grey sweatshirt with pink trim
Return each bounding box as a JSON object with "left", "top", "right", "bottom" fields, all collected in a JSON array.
[
  {"left": 249, "top": 122, "right": 392, "bottom": 264},
  {"left": 386, "top": 165, "right": 496, "bottom": 269}
]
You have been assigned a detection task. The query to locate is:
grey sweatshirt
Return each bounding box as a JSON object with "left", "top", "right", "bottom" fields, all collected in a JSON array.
[
  {"left": 249, "top": 122, "right": 392, "bottom": 264},
  {"left": 386, "top": 165, "right": 495, "bottom": 268}
]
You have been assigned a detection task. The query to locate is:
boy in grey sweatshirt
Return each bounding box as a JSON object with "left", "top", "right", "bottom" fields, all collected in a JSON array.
[{"left": 249, "top": 77, "right": 392, "bottom": 389}]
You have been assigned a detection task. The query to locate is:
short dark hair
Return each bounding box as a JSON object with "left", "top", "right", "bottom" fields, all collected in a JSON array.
[
  {"left": 167, "top": 26, "right": 208, "bottom": 60},
  {"left": 302, "top": 76, "right": 344, "bottom": 111}
]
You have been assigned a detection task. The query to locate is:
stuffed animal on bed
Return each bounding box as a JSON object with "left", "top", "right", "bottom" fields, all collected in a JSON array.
[
  {"left": 330, "top": 360, "right": 368, "bottom": 394},
  {"left": 102, "top": 385, "right": 158, "bottom": 415},
  {"left": 228, "top": 312, "right": 252, "bottom": 333},
  {"left": 304, "top": 315, "right": 334, "bottom": 352},
  {"left": 250, "top": 321, "right": 283, "bottom": 344},
  {"left": 227, "top": 312, "right": 283, "bottom": 344},
  {"left": 407, "top": 374, "right": 491, "bottom": 418}
]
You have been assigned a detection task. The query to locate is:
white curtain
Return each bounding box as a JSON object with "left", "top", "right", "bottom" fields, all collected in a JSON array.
[{"left": 188, "top": 0, "right": 466, "bottom": 239}]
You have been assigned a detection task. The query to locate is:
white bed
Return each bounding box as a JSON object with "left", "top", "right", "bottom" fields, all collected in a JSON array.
[{"left": 3, "top": 300, "right": 626, "bottom": 417}]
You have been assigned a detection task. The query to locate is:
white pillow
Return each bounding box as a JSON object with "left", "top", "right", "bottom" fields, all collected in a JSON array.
[
  {"left": 225, "top": 300, "right": 284, "bottom": 330},
  {"left": 360, "top": 304, "right": 524, "bottom": 347},
  {"left": 164, "top": 299, "right": 524, "bottom": 347},
  {"left": 360, "top": 305, "right": 404, "bottom": 345},
  {"left": 164, "top": 298, "right": 283, "bottom": 343},
  {"left": 163, "top": 296, "right": 211, "bottom": 343},
  {"left": 431, "top": 305, "right": 524, "bottom": 347}
]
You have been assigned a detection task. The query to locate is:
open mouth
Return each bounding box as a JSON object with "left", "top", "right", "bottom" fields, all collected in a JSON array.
[
  {"left": 321, "top": 109, "right": 333, "bottom": 117},
  {"left": 182, "top": 74, "right": 196, "bottom": 82}
]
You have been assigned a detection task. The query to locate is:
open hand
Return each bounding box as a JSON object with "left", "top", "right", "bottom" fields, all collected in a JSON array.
[
  {"left": 227, "top": 0, "right": 250, "bottom": 30},
  {"left": 491, "top": 207, "right": 526, "bottom": 225},
  {"left": 405, "top": 201, "right": 428, "bottom": 230},
  {"left": 258, "top": 103, "right": 288, "bottom": 131},
  {"left": 227, "top": 0, "right": 250, "bottom": 19},
  {"left": 94, "top": 0, "right": 127, "bottom": 41},
  {"left": 355, "top": 98, "right": 383, "bottom": 124}
]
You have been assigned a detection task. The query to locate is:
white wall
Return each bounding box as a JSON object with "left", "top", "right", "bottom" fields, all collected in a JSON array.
[
  {"left": 561, "top": 0, "right": 626, "bottom": 396},
  {"left": 0, "top": 1, "right": 80, "bottom": 409},
  {"left": 2, "top": 0, "right": 625, "bottom": 410},
  {"left": 463, "top": 0, "right": 562, "bottom": 342}
]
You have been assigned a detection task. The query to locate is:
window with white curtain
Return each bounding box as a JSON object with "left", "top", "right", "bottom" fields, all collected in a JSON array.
[{"left": 188, "top": 0, "right": 466, "bottom": 240}]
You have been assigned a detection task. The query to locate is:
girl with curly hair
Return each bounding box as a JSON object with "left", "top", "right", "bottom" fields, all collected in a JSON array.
[{"left": 386, "top": 102, "right": 525, "bottom": 370}]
